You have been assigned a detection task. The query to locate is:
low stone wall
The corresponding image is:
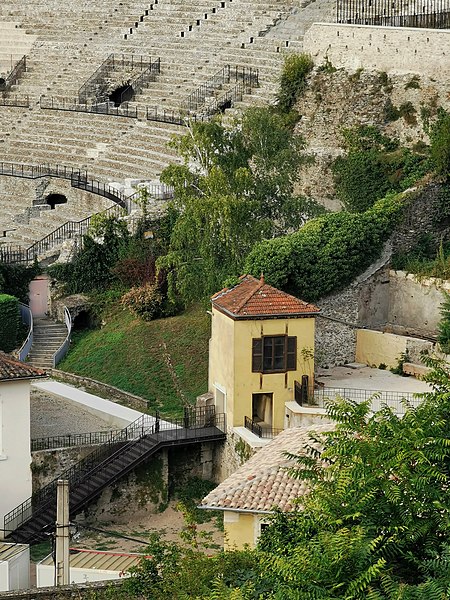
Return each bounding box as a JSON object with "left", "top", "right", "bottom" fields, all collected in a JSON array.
[
  {"left": 0, "top": 580, "right": 122, "bottom": 600},
  {"left": 49, "top": 369, "right": 148, "bottom": 411},
  {"left": 355, "top": 329, "right": 434, "bottom": 369}
]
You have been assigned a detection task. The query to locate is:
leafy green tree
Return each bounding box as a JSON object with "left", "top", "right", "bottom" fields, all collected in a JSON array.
[
  {"left": 158, "top": 108, "right": 321, "bottom": 305},
  {"left": 49, "top": 215, "right": 129, "bottom": 294},
  {"left": 255, "top": 357, "right": 450, "bottom": 598},
  {"left": 438, "top": 291, "right": 450, "bottom": 353}
]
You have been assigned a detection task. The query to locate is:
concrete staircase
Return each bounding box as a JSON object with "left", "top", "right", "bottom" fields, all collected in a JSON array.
[{"left": 27, "top": 317, "right": 68, "bottom": 368}]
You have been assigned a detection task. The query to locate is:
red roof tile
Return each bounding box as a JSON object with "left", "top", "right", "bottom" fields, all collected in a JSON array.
[
  {"left": 200, "top": 425, "right": 332, "bottom": 513},
  {"left": 0, "top": 352, "right": 47, "bottom": 382},
  {"left": 211, "top": 275, "right": 320, "bottom": 319}
]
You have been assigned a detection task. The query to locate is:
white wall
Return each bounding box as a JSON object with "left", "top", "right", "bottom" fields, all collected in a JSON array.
[
  {"left": 303, "top": 23, "right": 450, "bottom": 78},
  {"left": 0, "top": 547, "right": 30, "bottom": 591},
  {"left": 37, "top": 564, "right": 129, "bottom": 586},
  {"left": 0, "top": 381, "right": 32, "bottom": 539}
]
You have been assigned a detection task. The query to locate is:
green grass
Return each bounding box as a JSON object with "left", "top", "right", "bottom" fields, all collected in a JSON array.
[
  {"left": 59, "top": 304, "right": 210, "bottom": 419},
  {"left": 30, "top": 540, "right": 52, "bottom": 562}
]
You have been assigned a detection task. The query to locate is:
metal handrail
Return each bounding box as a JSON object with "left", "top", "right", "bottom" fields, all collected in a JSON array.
[
  {"left": 31, "top": 428, "right": 123, "bottom": 451},
  {"left": 17, "top": 303, "right": 33, "bottom": 361},
  {"left": 52, "top": 306, "right": 72, "bottom": 368},
  {"left": 311, "top": 386, "right": 421, "bottom": 414},
  {"left": 0, "top": 55, "right": 26, "bottom": 92},
  {"left": 5, "top": 407, "right": 225, "bottom": 534},
  {"left": 0, "top": 95, "right": 30, "bottom": 108},
  {"left": 181, "top": 65, "right": 259, "bottom": 114},
  {"left": 244, "top": 416, "right": 282, "bottom": 439}
]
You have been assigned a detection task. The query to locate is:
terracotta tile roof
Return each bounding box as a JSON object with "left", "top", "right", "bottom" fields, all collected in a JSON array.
[
  {"left": 0, "top": 352, "right": 46, "bottom": 382},
  {"left": 211, "top": 275, "right": 320, "bottom": 319},
  {"left": 200, "top": 425, "right": 331, "bottom": 513}
]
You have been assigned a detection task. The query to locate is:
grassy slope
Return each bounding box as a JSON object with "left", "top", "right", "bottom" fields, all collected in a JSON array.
[{"left": 59, "top": 305, "right": 210, "bottom": 419}]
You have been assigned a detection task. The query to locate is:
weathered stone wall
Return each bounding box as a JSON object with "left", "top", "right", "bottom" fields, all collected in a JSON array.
[
  {"left": 295, "top": 65, "right": 449, "bottom": 211},
  {"left": 387, "top": 270, "right": 450, "bottom": 338},
  {"left": 304, "top": 23, "right": 450, "bottom": 79},
  {"left": 31, "top": 441, "right": 221, "bottom": 526},
  {"left": 215, "top": 428, "right": 257, "bottom": 481},
  {"left": 313, "top": 184, "right": 450, "bottom": 367}
]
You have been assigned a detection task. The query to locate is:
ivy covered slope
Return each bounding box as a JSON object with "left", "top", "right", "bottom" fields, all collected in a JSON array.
[{"left": 245, "top": 192, "right": 405, "bottom": 302}]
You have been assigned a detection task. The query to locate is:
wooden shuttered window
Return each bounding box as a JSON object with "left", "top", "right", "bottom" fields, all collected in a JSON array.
[
  {"left": 252, "top": 335, "right": 297, "bottom": 373},
  {"left": 252, "top": 338, "right": 263, "bottom": 372}
]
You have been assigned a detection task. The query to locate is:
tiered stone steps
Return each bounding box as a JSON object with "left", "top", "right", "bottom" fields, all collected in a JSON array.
[{"left": 27, "top": 317, "right": 68, "bottom": 369}]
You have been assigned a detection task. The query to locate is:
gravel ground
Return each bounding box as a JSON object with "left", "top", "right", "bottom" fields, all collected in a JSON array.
[{"left": 30, "top": 388, "right": 115, "bottom": 439}]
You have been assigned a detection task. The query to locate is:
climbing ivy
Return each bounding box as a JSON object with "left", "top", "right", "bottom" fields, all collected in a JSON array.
[{"left": 0, "top": 294, "right": 19, "bottom": 352}]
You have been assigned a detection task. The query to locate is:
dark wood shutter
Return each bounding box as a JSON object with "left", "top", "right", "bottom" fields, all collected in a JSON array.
[
  {"left": 286, "top": 336, "right": 297, "bottom": 370},
  {"left": 252, "top": 338, "right": 263, "bottom": 372}
]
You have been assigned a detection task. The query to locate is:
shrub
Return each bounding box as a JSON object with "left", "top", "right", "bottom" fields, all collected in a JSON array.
[
  {"left": 439, "top": 292, "right": 450, "bottom": 353},
  {"left": 0, "top": 294, "right": 19, "bottom": 352},
  {"left": 121, "top": 283, "right": 164, "bottom": 321},
  {"left": 276, "top": 53, "right": 313, "bottom": 113},
  {"left": 245, "top": 192, "right": 404, "bottom": 302},
  {"left": 112, "top": 257, "right": 157, "bottom": 287},
  {"left": 429, "top": 108, "right": 450, "bottom": 180},
  {"left": 0, "top": 262, "right": 40, "bottom": 302}
]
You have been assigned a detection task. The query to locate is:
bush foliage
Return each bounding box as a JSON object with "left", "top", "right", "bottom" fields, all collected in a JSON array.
[
  {"left": 332, "top": 125, "right": 429, "bottom": 212},
  {"left": 245, "top": 192, "right": 405, "bottom": 302},
  {"left": 0, "top": 294, "right": 19, "bottom": 352},
  {"left": 121, "top": 283, "right": 164, "bottom": 321},
  {"left": 276, "top": 53, "right": 314, "bottom": 113}
]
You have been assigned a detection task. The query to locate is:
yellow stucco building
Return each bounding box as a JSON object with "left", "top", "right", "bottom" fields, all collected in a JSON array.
[
  {"left": 208, "top": 274, "right": 320, "bottom": 434},
  {"left": 201, "top": 425, "right": 331, "bottom": 549}
]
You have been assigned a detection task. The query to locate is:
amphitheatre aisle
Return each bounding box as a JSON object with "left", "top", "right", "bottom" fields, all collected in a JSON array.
[{"left": 0, "top": 0, "right": 334, "bottom": 249}]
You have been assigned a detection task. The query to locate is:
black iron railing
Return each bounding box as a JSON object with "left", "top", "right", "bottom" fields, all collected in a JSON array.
[
  {"left": 180, "top": 65, "right": 259, "bottom": 114},
  {"left": 311, "top": 386, "right": 421, "bottom": 414},
  {"left": 244, "top": 416, "right": 282, "bottom": 439},
  {"left": 336, "top": 0, "right": 450, "bottom": 27},
  {"left": 78, "top": 54, "right": 158, "bottom": 105},
  {"left": 0, "top": 55, "right": 27, "bottom": 93},
  {"left": 5, "top": 407, "right": 225, "bottom": 536},
  {"left": 40, "top": 96, "right": 139, "bottom": 119},
  {"left": 0, "top": 94, "right": 30, "bottom": 108},
  {"left": 31, "top": 429, "right": 123, "bottom": 451}
]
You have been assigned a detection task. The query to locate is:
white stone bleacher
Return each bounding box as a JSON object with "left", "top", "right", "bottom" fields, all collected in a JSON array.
[{"left": 0, "top": 0, "right": 334, "bottom": 252}]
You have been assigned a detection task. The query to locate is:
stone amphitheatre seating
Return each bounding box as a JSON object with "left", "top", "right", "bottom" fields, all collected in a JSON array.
[{"left": 0, "top": 0, "right": 334, "bottom": 253}]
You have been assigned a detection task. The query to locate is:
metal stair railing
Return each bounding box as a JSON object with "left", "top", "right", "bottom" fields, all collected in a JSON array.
[
  {"left": 0, "top": 55, "right": 27, "bottom": 93},
  {"left": 4, "top": 413, "right": 156, "bottom": 534},
  {"left": 4, "top": 407, "right": 225, "bottom": 538},
  {"left": 0, "top": 179, "right": 174, "bottom": 265},
  {"left": 180, "top": 65, "right": 232, "bottom": 114},
  {"left": 180, "top": 65, "right": 259, "bottom": 114}
]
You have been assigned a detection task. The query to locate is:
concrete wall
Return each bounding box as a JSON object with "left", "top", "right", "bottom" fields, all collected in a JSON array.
[
  {"left": 356, "top": 329, "right": 434, "bottom": 368},
  {"left": 303, "top": 23, "right": 450, "bottom": 78},
  {"left": 0, "top": 380, "right": 32, "bottom": 539},
  {"left": 388, "top": 270, "right": 449, "bottom": 338}
]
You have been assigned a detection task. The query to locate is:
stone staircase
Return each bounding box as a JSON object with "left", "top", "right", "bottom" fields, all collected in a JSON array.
[{"left": 27, "top": 316, "right": 68, "bottom": 369}]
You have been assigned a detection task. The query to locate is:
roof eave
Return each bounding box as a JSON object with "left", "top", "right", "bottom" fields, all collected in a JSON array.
[
  {"left": 198, "top": 505, "right": 276, "bottom": 514},
  {"left": 212, "top": 304, "right": 321, "bottom": 321},
  {"left": 0, "top": 373, "right": 47, "bottom": 383}
]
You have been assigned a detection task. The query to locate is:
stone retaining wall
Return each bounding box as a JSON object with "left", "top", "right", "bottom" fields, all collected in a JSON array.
[{"left": 304, "top": 23, "right": 450, "bottom": 78}]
